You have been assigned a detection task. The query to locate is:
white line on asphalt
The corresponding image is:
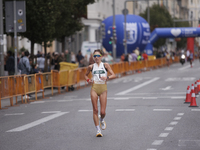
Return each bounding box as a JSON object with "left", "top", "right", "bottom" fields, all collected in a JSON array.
[
  {"left": 169, "top": 121, "right": 178, "bottom": 125},
  {"left": 30, "top": 101, "right": 45, "bottom": 104},
  {"left": 165, "top": 127, "right": 174, "bottom": 131},
  {"left": 153, "top": 109, "right": 172, "bottom": 111},
  {"left": 41, "top": 111, "right": 61, "bottom": 114},
  {"left": 178, "top": 65, "right": 192, "bottom": 70},
  {"left": 152, "top": 140, "right": 163, "bottom": 145},
  {"left": 171, "top": 96, "right": 185, "bottom": 99},
  {"left": 116, "top": 77, "right": 160, "bottom": 95},
  {"left": 143, "top": 97, "right": 157, "bottom": 99},
  {"left": 177, "top": 113, "right": 184, "bottom": 116},
  {"left": 6, "top": 112, "right": 68, "bottom": 132},
  {"left": 57, "top": 100, "right": 73, "bottom": 102},
  {"left": 147, "top": 149, "right": 157, "bottom": 150},
  {"left": 114, "top": 98, "right": 129, "bottom": 100},
  {"left": 174, "top": 117, "right": 181, "bottom": 120},
  {"left": 124, "top": 92, "right": 185, "bottom": 95},
  {"left": 159, "top": 133, "right": 169, "bottom": 137},
  {"left": 115, "top": 109, "right": 135, "bottom": 112},
  {"left": 191, "top": 109, "right": 200, "bottom": 111},
  {"left": 4, "top": 113, "right": 24, "bottom": 116},
  {"left": 78, "top": 110, "right": 93, "bottom": 112}
]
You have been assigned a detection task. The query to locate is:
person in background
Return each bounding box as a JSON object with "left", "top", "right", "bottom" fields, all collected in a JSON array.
[
  {"left": 51, "top": 52, "right": 55, "bottom": 70},
  {"left": 165, "top": 51, "right": 170, "bottom": 67},
  {"left": 128, "top": 53, "right": 133, "bottom": 63},
  {"left": 120, "top": 53, "right": 125, "bottom": 62},
  {"left": 134, "top": 47, "right": 140, "bottom": 56},
  {"left": 18, "top": 50, "right": 31, "bottom": 75},
  {"left": 61, "top": 52, "right": 65, "bottom": 62},
  {"left": 31, "top": 64, "right": 40, "bottom": 74},
  {"left": 189, "top": 50, "right": 193, "bottom": 68},
  {"left": 131, "top": 50, "right": 137, "bottom": 62},
  {"left": 142, "top": 51, "right": 148, "bottom": 60},
  {"left": 54, "top": 52, "right": 62, "bottom": 71},
  {"left": 21, "top": 51, "right": 24, "bottom": 58},
  {"left": 37, "top": 54, "right": 45, "bottom": 72},
  {"left": 6, "top": 51, "right": 15, "bottom": 75},
  {"left": 89, "top": 53, "right": 95, "bottom": 65},
  {"left": 82, "top": 55, "right": 89, "bottom": 67},
  {"left": 65, "top": 50, "right": 71, "bottom": 63},
  {"left": 137, "top": 53, "right": 142, "bottom": 61},
  {"left": 76, "top": 50, "right": 84, "bottom": 67},
  {"left": 71, "top": 52, "right": 76, "bottom": 64},
  {"left": 186, "top": 49, "right": 190, "bottom": 62}
]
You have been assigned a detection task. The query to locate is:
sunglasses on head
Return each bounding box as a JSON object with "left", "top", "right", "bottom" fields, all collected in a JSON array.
[{"left": 93, "top": 54, "right": 101, "bottom": 58}]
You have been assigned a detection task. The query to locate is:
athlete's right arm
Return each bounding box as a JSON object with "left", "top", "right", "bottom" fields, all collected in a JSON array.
[{"left": 84, "top": 65, "right": 93, "bottom": 83}]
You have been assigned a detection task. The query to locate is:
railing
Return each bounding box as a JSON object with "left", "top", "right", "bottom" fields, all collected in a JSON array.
[{"left": 0, "top": 57, "right": 180, "bottom": 109}]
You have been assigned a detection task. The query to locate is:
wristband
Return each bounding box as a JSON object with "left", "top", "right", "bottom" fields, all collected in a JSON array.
[
  {"left": 107, "top": 76, "right": 109, "bottom": 80},
  {"left": 87, "top": 79, "right": 90, "bottom": 82}
]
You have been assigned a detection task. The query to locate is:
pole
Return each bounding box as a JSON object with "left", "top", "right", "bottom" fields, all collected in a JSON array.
[
  {"left": 147, "top": 0, "right": 150, "bottom": 24},
  {"left": 133, "top": 1, "right": 135, "bottom": 14},
  {"left": 0, "top": 0, "right": 4, "bottom": 76},
  {"left": 112, "top": 0, "right": 116, "bottom": 61},
  {"left": 14, "top": 0, "right": 18, "bottom": 75},
  {"left": 124, "top": 1, "right": 127, "bottom": 55}
]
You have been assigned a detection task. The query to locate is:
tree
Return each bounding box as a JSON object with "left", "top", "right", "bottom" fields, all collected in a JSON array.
[
  {"left": 54, "top": 0, "right": 94, "bottom": 52},
  {"left": 139, "top": 4, "right": 174, "bottom": 48}
]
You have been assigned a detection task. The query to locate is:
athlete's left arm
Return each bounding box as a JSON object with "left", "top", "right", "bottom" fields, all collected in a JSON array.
[{"left": 105, "top": 63, "right": 116, "bottom": 80}]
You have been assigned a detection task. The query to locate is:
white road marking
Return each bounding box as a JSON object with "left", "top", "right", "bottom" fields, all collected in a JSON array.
[
  {"left": 122, "top": 92, "right": 185, "bottom": 95},
  {"left": 191, "top": 109, "right": 200, "bottom": 111},
  {"left": 143, "top": 97, "right": 157, "bottom": 99},
  {"left": 177, "top": 113, "right": 184, "bottom": 116},
  {"left": 153, "top": 109, "right": 172, "bottom": 111},
  {"left": 171, "top": 96, "right": 185, "bottom": 99},
  {"left": 115, "top": 109, "right": 135, "bottom": 112},
  {"left": 6, "top": 112, "right": 68, "bottom": 132},
  {"left": 174, "top": 117, "right": 181, "bottom": 120},
  {"left": 41, "top": 111, "right": 61, "bottom": 114},
  {"left": 178, "top": 65, "right": 193, "bottom": 70},
  {"left": 159, "top": 133, "right": 169, "bottom": 137},
  {"left": 160, "top": 86, "right": 173, "bottom": 91},
  {"left": 30, "top": 101, "right": 45, "bottom": 104},
  {"left": 165, "top": 77, "right": 195, "bottom": 81},
  {"left": 78, "top": 110, "right": 93, "bottom": 112},
  {"left": 116, "top": 77, "right": 160, "bottom": 95},
  {"left": 147, "top": 149, "right": 157, "bottom": 150},
  {"left": 170, "top": 121, "right": 178, "bottom": 125},
  {"left": 152, "top": 140, "right": 163, "bottom": 145},
  {"left": 4, "top": 113, "right": 24, "bottom": 116},
  {"left": 165, "top": 127, "right": 174, "bottom": 131},
  {"left": 114, "top": 98, "right": 129, "bottom": 100},
  {"left": 57, "top": 100, "right": 73, "bottom": 102}
]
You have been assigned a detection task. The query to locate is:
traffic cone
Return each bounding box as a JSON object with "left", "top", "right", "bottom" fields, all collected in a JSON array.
[
  {"left": 185, "top": 86, "right": 191, "bottom": 103},
  {"left": 198, "top": 80, "right": 200, "bottom": 93},
  {"left": 191, "top": 84, "right": 194, "bottom": 97},
  {"left": 189, "top": 89, "right": 198, "bottom": 107}
]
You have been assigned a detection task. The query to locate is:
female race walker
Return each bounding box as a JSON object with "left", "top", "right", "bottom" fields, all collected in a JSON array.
[{"left": 84, "top": 49, "right": 116, "bottom": 137}]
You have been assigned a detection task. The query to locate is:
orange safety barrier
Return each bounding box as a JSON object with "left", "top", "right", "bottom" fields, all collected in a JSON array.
[
  {"left": 35, "top": 73, "right": 45, "bottom": 100},
  {"left": 42, "top": 72, "right": 53, "bottom": 95},
  {"left": 52, "top": 70, "right": 60, "bottom": 93},
  {"left": 24, "top": 74, "right": 36, "bottom": 103}
]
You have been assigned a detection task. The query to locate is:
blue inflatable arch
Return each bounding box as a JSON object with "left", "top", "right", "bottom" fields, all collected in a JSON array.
[{"left": 145, "top": 27, "right": 200, "bottom": 55}]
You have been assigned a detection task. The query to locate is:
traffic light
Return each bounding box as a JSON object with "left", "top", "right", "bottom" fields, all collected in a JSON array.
[
  {"left": 112, "top": 26, "right": 117, "bottom": 37},
  {"left": 109, "top": 37, "right": 113, "bottom": 44},
  {"left": 101, "top": 23, "right": 106, "bottom": 39}
]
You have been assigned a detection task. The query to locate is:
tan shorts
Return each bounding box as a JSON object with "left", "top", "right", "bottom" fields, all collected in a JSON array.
[{"left": 92, "top": 84, "right": 107, "bottom": 96}]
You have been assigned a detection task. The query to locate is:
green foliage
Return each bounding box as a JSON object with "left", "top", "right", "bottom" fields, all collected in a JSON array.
[
  {"left": 139, "top": 4, "right": 174, "bottom": 48},
  {"left": 19, "top": 46, "right": 28, "bottom": 54},
  {"left": 7, "top": 47, "right": 14, "bottom": 53}
]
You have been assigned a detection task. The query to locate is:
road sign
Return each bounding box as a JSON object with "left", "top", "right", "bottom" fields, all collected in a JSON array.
[
  {"left": 122, "top": 8, "right": 129, "bottom": 15},
  {"left": 5, "top": 1, "right": 26, "bottom": 32}
]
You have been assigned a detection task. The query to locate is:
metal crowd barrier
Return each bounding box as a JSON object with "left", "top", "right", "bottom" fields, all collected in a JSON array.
[{"left": 0, "top": 56, "right": 180, "bottom": 109}]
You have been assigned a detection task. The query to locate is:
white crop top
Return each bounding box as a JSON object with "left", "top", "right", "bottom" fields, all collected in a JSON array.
[{"left": 92, "top": 62, "right": 107, "bottom": 84}]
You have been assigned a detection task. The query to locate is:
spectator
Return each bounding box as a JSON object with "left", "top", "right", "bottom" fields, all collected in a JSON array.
[
  {"left": 137, "top": 53, "right": 142, "bottom": 61},
  {"left": 65, "top": 50, "right": 71, "bottom": 62},
  {"left": 54, "top": 52, "right": 62, "bottom": 71},
  {"left": 128, "top": 53, "right": 133, "bottom": 62},
  {"left": 31, "top": 64, "right": 40, "bottom": 74},
  {"left": 37, "top": 54, "right": 45, "bottom": 72},
  {"left": 142, "top": 51, "right": 148, "bottom": 60},
  {"left": 120, "top": 53, "right": 125, "bottom": 62},
  {"left": 89, "top": 53, "right": 95, "bottom": 65},
  {"left": 6, "top": 51, "right": 15, "bottom": 75},
  {"left": 61, "top": 53, "right": 65, "bottom": 62},
  {"left": 134, "top": 47, "right": 140, "bottom": 56},
  {"left": 21, "top": 51, "right": 24, "bottom": 58},
  {"left": 156, "top": 50, "right": 162, "bottom": 59},
  {"left": 76, "top": 50, "right": 84, "bottom": 67},
  {"left": 82, "top": 55, "right": 89, "bottom": 67},
  {"left": 18, "top": 50, "right": 31, "bottom": 75},
  {"left": 51, "top": 52, "right": 55, "bottom": 70},
  {"left": 131, "top": 50, "right": 137, "bottom": 62},
  {"left": 71, "top": 52, "right": 76, "bottom": 64}
]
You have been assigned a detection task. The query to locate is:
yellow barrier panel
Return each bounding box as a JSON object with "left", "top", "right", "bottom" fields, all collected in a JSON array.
[
  {"left": 24, "top": 74, "right": 36, "bottom": 103},
  {"left": 42, "top": 72, "right": 53, "bottom": 95}
]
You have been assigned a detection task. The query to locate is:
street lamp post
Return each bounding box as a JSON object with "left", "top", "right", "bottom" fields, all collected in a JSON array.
[
  {"left": 112, "top": 0, "right": 116, "bottom": 62},
  {"left": 123, "top": 0, "right": 150, "bottom": 55},
  {"left": 0, "top": 0, "right": 4, "bottom": 76}
]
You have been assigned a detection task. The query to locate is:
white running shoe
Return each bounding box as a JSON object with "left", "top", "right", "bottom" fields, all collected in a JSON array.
[
  {"left": 96, "top": 130, "right": 103, "bottom": 137},
  {"left": 99, "top": 115, "right": 106, "bottom": 130}
]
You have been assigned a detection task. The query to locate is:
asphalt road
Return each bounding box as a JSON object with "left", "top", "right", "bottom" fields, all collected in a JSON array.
[{"left": 1, "top": 60, "right": 200, "bottom": 150}]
